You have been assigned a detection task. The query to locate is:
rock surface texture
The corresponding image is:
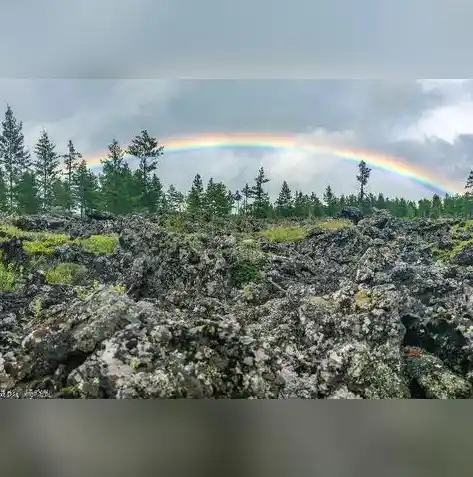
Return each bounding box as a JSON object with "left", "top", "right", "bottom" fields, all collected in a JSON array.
[{"left": 2, "top": 210, "right": 473, "bottom": 398}]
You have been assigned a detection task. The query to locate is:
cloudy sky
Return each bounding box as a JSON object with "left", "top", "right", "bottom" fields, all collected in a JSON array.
[
  {"left": 0, "top": 79, "right": 472, "bottom": 201},
  {"left": 0, "top": 0, "right": 472, "bottom": 201}
]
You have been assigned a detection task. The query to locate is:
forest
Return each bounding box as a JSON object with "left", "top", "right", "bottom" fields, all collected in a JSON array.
[{"left": 0, "top": 104, "right": 471, "bottom": 221}]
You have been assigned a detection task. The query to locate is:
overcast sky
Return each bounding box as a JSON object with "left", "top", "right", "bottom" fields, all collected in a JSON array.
[
  {"left": 0, "top": 79, "right": 472, "bottom": 200},
  {"left": 0, "top": 1, "right": 473, "bottom": 200}
]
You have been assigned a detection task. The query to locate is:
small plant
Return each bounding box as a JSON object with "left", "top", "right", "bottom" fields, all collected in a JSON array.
[
  {"left": 113, "top": 282, "right": 127, "bottom": 294},
  {"left": 45, "top": 262, "right": 89, "bottom": 285},
  {"left": 76, "top": 278, "right": 101, "bottom": 299},
  {"left": 260, "top": 225, "right": 308, "bottom": 243},
  {"left": 31, "top": 297, "right": 43, "bottom": 316},
  {"left": 80, "top": 234, "right": 118, "bottom": 254},
  {"left": 229, "top": 258, "right": 262, "bottom": 287},
  {"left": 0, "top": 262, "right": 17, "bottom": 291},
  {"left": 130, "top": 357, "right": 141, "bottom": 370}
]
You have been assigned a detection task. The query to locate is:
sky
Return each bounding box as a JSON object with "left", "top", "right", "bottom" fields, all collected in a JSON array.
[
  {"left": 0, "top": 78, "right": 472, "bottom": 201},
  {"left": 0, "top": 1, "right": 472, "bottom": 201}
]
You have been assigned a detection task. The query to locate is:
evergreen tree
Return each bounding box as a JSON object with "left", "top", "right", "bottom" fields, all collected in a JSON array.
[
  {"left": 203, "top": 178, "right": 232, "bottom": 218},
  {"left": 15, "top": 171, "right": 39, "bottom": 215},
  {"left": 148, "top": 174, "right": 166, "bottom": 214},
  {"left": 466, "top": 170, "right": 473, "bottom": 194},
  {"left": 251, "top": 167, "right": 271, "bottom": 218},
  {"left": 51, "top": 178, "right": 69, "bottom": 212},
  {"left": 0, "top": 105, "right": 30, "bottom": 211},
  {"left": 33, "top": 130, "right": 60, "bottom": 212},
  {"left": 61, "top": 140, "right": 82, "bottom": 211},
  {"left": 127, "top": 129, "right": 164, "bottom": 211},
  {"left": 275, "top": 180, "right": 293, "bottom": 217},
  {"left": 241, "top": 183, "right": 251, "bottom": 214},
  {"left": 166, "top": 184, "right": 185, "bottom": 213},
  {"left": 186, "top": 174, "right": 204, "bottom": 216},
  {"left": 431, "top": 194, "right": 443, "bottom": 218},
  {"left": 309, "top": 192, "right": 324, "bottom": 217},
  {"left": 0, "top": 169, "right": 6, "bottom": 211},
  {"left": 233, "top": 190, "right": 242, "bottom": 214},
  {"left": 323, "top": 185, "right": 337, "bottom": 216},
  {"left": 100, "top": 139, "right": 134, "bottom": 214},
  {"left": 357, "top": 160, "right": 371, "bottom": 204},
  {"left": 72, "top": 160, "right": 99, "bottom": 217}
]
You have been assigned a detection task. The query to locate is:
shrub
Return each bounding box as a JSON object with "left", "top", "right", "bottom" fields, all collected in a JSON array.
[{"left": 45, "top": 262, "right": 89, "bottom": 285}]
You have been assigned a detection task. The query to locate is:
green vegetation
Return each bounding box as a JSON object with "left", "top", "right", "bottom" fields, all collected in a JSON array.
[
  {"left": 80, "top": 234, "right": 118, "bottom": 254},
  {"left": 431, "top": 220, "right": 473, "bottom": 261},
  {"left": 45, "top": 262, "right": 89, "bottom": 285},
  {"left": 354, "top": 290, "right": 373, "bottom": 310},
  {"left": 0, "top": 104, "right": 471, "bottom": 223},
  {"left": 260, "top": 225, "right": 310, "bottom": 242},
  {"left": 229, "top": 258, "right": 262, "bottom": 288},
  {"left": 0, "top": 262, "right": 16, "bottom": 291},
  {"left": 0, "top": 222, "right": 118, "bottom": 256},
  {"left": 260, "top": 219, "right": 351, "bottom": 243}
]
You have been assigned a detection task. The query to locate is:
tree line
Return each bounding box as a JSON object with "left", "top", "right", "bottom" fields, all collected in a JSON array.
[{"left": 0, "top": 104, "right": 472, "bottom": 221}]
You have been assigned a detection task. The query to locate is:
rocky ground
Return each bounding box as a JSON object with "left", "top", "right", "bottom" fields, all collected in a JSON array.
[{"left": 1, "top": 209, "right": 473, "bottom": 398}]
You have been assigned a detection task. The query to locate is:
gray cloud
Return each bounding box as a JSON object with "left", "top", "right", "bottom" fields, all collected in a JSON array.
[
  {"left": 1, "top": 0, "right": 473, "bottom": 77},
  {"left": 0, "top": 78, "right": 470, "bottom": 200}
]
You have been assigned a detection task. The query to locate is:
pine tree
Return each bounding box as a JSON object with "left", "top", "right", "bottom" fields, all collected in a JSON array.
[
  {"left": 357, "top": 160, "right": 371, "bottom": 204},
  {"left": 309, "top": 192, "right": 324, "bottom": 217},
  {"left": 100, "top": 139, "right": 134, "bottom": 214},
  {"left": 61, "top": 140, "right": 82, "bottom": 211},
  {"left": 431, "top": 194, "right": 443, "bottom": 218},
  {"left": 33, "top": 130, "right": 60, "bottom": 212},
  {"left": 51, "top": 178, "right": 69, "bottom": 212},
  {"left": 166, "top": 184, "right": 185, "bottom": 213},
  {"left": 0, "top": 105, "right": 30, "bottom": 211},
  {"left": 127, "top": 129, "right": 164, "bottom": 211},
  {"left": 251, "top": 167, "right": 271, "bottom": 218},
  {"left": 72, "top": 160, "right": 99, "bottom": 218},
  {"left": 323, "top": 185, "right": 337, "bottom": 216},
  {"left": 203, "top": 178, "right": 232, "bottom": 218},
  {"left": 241, "top": 183, "right": 251, "bottom": 214},
  {"left": 0, "top": 169, "right": 6, "bottom": 211},
  {"left": 233, "top": 190, "right": 242, "bottom": 214},
  {"left": 16, "top": 171, "right": 39, "bottom": 214},
  {"left": 148, "top": 174, "right": 166, "bottom": 214},
  {"left": 466, "top": 170, "right": 473, "bottom": 194},
  {"left": 275, "top": 180, "right": 293, "bottom": 217},
  {"left": 186, "top": 174, "right": 204, "bottom": 216}
]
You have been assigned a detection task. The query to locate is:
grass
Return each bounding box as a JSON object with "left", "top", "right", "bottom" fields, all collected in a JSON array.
[
  {"left": 80, "top": 234, "right": 118, "bottom": 254},
  {"left": 0, "top": 222, "right": 118, "bottom": 255},
  {"left": 45, "top": 262, "right": 89, "bottom": 285},
  {"left": 0, "top": 262, "right": 17, "bottom": 291},
  {"left": 431, "top": 220, "right": 473, "bottom": 261},
  {"left": 259, "top": 219, "right": 351, "bottom": 243}
]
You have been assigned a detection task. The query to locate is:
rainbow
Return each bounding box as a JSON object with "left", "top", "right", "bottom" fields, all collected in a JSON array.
[{"left": 82, "top": 132, "right": 464, "bottom": 195}]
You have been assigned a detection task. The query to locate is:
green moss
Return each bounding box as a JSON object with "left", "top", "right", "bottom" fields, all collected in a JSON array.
[
  {"left": 59, "top": 385, "right": 80, "bottom": 397},
  {"left": 354, "top": 290, "right": 372, "bottom": 310},
  {"left": 113, "top": 282, "right": 127, "bottom": 294},
  {"left": 79, "top": 234, "right": 118, "bottom": 254},
  {"left": 431, "top": 221, "right": 473, "bottom": 261},
  {"left": 259, "top": 219, "right": 351, "bottom": 243},
  {"left": 315, "top": 218, "right": 352, "bottom": 230},
  {"left": 0, "top": 262, "right": 17, "bottom": 291},
  {"left": 31, "top": 297, "right": 43, "bottom": 316},
  {"left": 130, "top": 357, "right": 141, "bottom": 370},
  {"left": 260, "top": 225, "right": 308, "bottom": 243},
  {"left": 23, "top": 235, "right": 70, "bottom": 254},
  {"left": 229, "top": 258, "right": 262, "bottom": 287},
  {"left": 0, "top": 222, "right": 118, "bottom": 256},
  {"left": 45, "top": 262, "right": 89, "bottom": 285}
]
